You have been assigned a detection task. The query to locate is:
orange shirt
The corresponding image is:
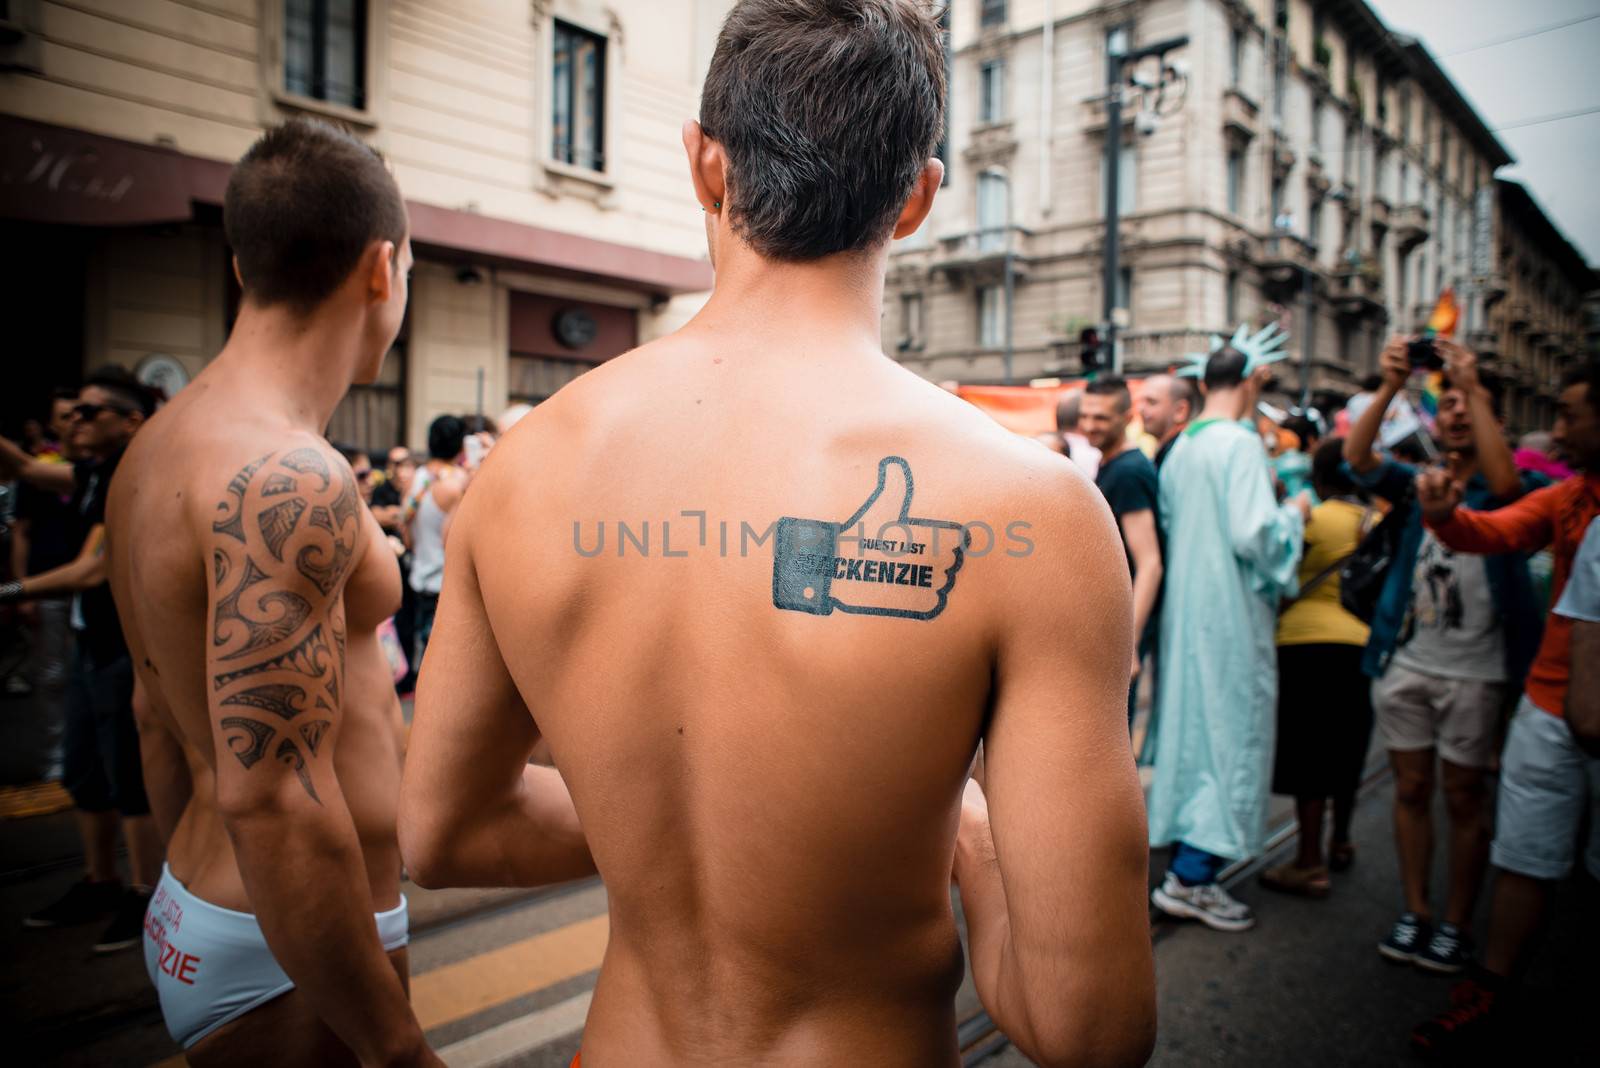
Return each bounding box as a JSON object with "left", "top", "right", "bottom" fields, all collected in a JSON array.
[{"left": 1426, "top": 475, "right": 1600, "bottom": 718}]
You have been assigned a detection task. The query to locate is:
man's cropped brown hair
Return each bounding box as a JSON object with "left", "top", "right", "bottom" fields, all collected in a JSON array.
[
  {"left": 700, "top": 0, "right": 946, "bottom": 261},
  {"left": 224, "top": 118, "right": 407, "bottom": 314}
]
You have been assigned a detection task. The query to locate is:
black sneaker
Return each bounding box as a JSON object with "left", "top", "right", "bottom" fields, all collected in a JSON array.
[
  {"left": 93, "top": 887, "right": 152, "bottom": 954},
  {"left": 1411, "top": 977, "right": 1500, "bottom": 1058},
  {"left": 23, "top": 878, "right": 123, "bottom": 928},
  {"left": 1378, "top": 911, "right": 1429, "bottom": 963},
  {"left": 1416, "top": 921, "right": 1472, "bottom": 974}
]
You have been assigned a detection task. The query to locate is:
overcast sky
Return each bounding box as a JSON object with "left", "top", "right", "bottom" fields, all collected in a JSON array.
[{"left": 1369, "top": 0, "right": 1600, "bottom": 266}]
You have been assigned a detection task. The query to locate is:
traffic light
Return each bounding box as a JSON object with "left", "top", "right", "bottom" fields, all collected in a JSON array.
[{"left": 1080, "top": 327, "right": 1102, "bottom": 373}]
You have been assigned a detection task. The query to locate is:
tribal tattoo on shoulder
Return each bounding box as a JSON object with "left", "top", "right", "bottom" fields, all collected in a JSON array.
[{"left": 208, "top": 447, "right": 363, "bottom": 803}]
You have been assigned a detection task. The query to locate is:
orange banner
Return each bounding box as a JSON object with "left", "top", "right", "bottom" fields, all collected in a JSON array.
[{"left": 956, "top": 380, "right": 1151, "bottom": 437}]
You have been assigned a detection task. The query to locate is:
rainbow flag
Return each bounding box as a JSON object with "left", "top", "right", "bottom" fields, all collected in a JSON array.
[
  {"left": 1419, "top": 371, "right": 1445, "bottom": 421},
  {"left": 1414, "top": 289, "right": 1459, "bottom": 429}
]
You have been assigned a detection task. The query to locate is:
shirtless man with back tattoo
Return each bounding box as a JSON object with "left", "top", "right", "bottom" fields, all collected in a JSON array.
[
  {"left": 105, "top": 119, "right": 438, "bottom": 1066},
  {"left": 399, "top": 4, "right": 1155, "bottom": 1067}
]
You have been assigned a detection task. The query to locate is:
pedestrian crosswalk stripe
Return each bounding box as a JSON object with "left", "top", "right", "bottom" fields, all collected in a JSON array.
[
  {"left": 438, "top": 991, "right": 591, "bottom": 1067},
  {"left": 414, "top": 913, "right": 609, "bottom": 1031}
]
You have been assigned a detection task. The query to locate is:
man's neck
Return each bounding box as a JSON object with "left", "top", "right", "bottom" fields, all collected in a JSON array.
[
  {"left": 214, "top": 300, "right": 362, "bottom": 434},
  {"left": 1447, "top": 448, "right": 1479, "bottom": 481},
  {"left": 1198, "top": 389, "right": 1247, "bottom": 423},
  {"left": 690, "top": 240, "right": 889, "bottom": 354},
  {"left": 1160, "top": 423, "right": 1187, "bottom": 445},
  {"left": 1098, "top": 436, "right": 1127, "bottom": 463}
]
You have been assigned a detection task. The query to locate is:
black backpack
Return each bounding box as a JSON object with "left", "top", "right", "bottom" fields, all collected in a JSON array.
[{"left": 1339, "top": 491, "right": 1412, "bottom": 624}]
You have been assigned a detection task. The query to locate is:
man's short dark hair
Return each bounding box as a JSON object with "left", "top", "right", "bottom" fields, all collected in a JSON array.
[
  {"left": 1055, "top": 390, "right": 1080, "bottom": 433},
  {"left": 1312, "top": 437, "right": 1358, "bottom": 498},
  {"left": 1442, "top": 367, "right": 1505, "bottom": 419},
  {"left": 1085, "top": 374, "right": 1131, "bottom": 413},
  {"left": 1359, "top": 373, "right": 1383, "bottom": 393},
  {"left": 427, "top": 415, "right": 466, "bottom": 463},
  {"left": 1203, "top": 347, "right": 1249, "bottom": 390},
  {"left": 1561, "top": 360, "right": 1600, "bottom": 414},
  {"left": 84, "top": 366, "right": 156, "bottom": 417},
  {"left": 1169, "top": 376, "right": 1200, "bottom": 421},
  {"left": 1282, "top": 414, "right": 1318, "bottom": 451},
  {"left": 699, "top": 0, "right": 945, "bottom": 261},
  {"left": 224, "top": 118, "right": 407, "bottom": 314}
]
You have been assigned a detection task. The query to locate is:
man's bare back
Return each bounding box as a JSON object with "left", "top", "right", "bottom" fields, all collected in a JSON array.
[
  {"left": 402, "top": 326, "right": 1153, "bottom": 1065},
  {"left": 110, "top": 384, "right": 402, "bottom": 909},
  {"left": 402, "top": 4, "right": 1153, "bottom": 1064},
  {"left": 108, "top": 368, "right": 413, "bottom": 1060},
  {"left": 103, "top": 117, "right": 435, "bottom": 1066}
]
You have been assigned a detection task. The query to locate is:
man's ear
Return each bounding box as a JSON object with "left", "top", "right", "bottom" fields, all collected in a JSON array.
[
  {"left": 232, "top": 255, "right": 243, "bottom": 288},
  {"left": 892, "top": 158, "right": 944, "bottom": 240},
  {"left": 366, "top": 239, "right": 397, "bottom": 303},
  {"left": 682, "top": 120, "right": 727, "bottom": 213}
]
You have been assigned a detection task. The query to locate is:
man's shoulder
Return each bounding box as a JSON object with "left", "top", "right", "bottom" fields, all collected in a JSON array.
[{"left": 1106, "top": 446, "right": 1157, "bottom": 478}]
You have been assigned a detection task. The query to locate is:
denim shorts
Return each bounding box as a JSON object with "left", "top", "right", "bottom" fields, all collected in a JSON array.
[
  {"left": 1490, "top": 698, "right": 1600, "bottom": 881},
  {"left": 62, "top": 643, "right": 148, "bottom": 817}
]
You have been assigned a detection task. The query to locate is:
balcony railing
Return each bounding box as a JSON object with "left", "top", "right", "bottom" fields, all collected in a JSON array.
[
  {"left": 1368, "top": 196, "right": 1392, "bottom": 232},
  {"left": 1223, "top": 89, "right": 1260, "bottom": 141},
  {"left": 1393, "top": 203, "right": 1431, "bottom": 253},
  {"left": 930, "top": 227, "right": 1033, "bottom": 283},
  {"left": 1119, "top": 329, "right": 1225, "bottom": 373},
  {"left": 1331, "top": 261, "right": 1385, "bottom": 319}
]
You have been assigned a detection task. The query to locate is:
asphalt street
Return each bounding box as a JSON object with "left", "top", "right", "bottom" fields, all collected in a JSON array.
[{"left": 3, "top": 665, "right": 1594, "bottom": 1066}]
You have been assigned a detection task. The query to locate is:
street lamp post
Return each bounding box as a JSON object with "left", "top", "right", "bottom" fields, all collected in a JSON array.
[
  {"left": 1102, "top": 32, "right": 1189, "bottom": 375},
  {"left": 1003, "top": 193, "right": 1015, "bottom": 386}
]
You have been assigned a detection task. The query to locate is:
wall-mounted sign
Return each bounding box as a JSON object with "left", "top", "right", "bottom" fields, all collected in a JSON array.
[
  {"left": 553, "top": 306, "right": 599, "bottom": 350},
  {"left": 136, "top": 353, "right": 189, "bottom": 402}
]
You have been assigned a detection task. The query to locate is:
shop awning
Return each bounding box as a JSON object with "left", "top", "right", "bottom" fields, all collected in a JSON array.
[
  {"left": 0, "top": 114, "right": 213, "bottom": 226},
  {"left": 1, "top": 116, "right": 713, "bottom": 298}
]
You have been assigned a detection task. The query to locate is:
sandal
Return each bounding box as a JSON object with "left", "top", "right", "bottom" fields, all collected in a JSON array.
[
  {"left": 1329, "top": 842, "right": 1356, "bottom": 872},
  {"left": 1258, "top": 862, "right": 1331, "bottom": 898}
]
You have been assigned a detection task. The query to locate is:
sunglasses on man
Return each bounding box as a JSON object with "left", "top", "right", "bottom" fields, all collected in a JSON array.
[{"left": 70, "top": 402, "right": 137, "bottom": 422}]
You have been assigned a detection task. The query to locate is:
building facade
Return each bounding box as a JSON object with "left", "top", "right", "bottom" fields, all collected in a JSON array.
[
  {"left": 1477, "top": 180, "right": 1596, "bottom": 430},
  {"left": 886, "top": 0, "right": 1591, "bottom": 426},
  {"left": 1, "top": 0, "right": 728, "bottom": 452}
]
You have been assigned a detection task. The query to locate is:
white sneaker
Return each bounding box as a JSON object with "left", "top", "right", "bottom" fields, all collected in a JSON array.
[{"left": 1151, "top": 872, "right": 1256, "bottom": 932}]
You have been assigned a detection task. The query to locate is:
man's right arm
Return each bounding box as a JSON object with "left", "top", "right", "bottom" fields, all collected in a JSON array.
[
  {"left": 1419, "top": 472, "right": 1558, "bottom": 557},
  {"left": 399, "top": 457, "right": 594, "bottom": 889},
  {"left": 953, "top": 470, "right": 1155, "bottom": 1068},
  {"left": 0, "top": 438, "right": 76, "bottom": 496},
  {"left": 1344, "top": 336, "right": 1411, "bottom": 475},
  {"left": 205, "top": 444, "right": 436, "bottom": 1067}
]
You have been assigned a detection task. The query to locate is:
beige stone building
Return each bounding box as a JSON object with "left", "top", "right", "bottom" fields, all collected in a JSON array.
[
  {"left": 1477, "top": 180, "right": 1596, "bottom": 430},
  {"left": 1, "top": 0, "right": 729, "bottom": 452},
  {"left": 886, "top": 0, "right": 1592, "bottom": 425}
]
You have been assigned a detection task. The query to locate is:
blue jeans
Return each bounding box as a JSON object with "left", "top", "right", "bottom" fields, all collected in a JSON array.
[
  {"left": 1170, "top": 842, "right": 1227, "bottom": 887},
  {"left": 62, "top": 643, "right": 147, "bottom": 816},
  {"left": 413, "top": 591, "right": 440, "bottom": 674}
]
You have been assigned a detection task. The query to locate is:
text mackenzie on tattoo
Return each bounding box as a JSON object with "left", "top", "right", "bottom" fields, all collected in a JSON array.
[{"left": 772, "top": 457, "right": 966, "bottom": 621}]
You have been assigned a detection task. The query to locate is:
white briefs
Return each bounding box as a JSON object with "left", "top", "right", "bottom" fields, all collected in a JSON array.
[{"left": 143, "top": 864, "right": 409, "bottom": 1049}]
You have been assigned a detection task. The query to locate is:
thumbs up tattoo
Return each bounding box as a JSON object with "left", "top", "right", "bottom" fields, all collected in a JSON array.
[{"left": 772, "top": 457, "right": 967, "bottom": 621}]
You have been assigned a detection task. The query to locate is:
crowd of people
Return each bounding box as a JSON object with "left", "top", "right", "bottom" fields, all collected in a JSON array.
[
  {"left": 0, "top": 375, "right": 504, "bottom": 951},
  {"left": 0, "top": 2, "right": 1595, "bottom": 1065},
  {"left": 1055, "top": 326, "right": 1600, "bottom": 1055}
]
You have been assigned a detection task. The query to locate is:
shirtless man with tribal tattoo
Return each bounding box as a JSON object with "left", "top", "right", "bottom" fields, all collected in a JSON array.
[{"left": 105, "top": 119, "right": 439, "bottom": 1067}]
